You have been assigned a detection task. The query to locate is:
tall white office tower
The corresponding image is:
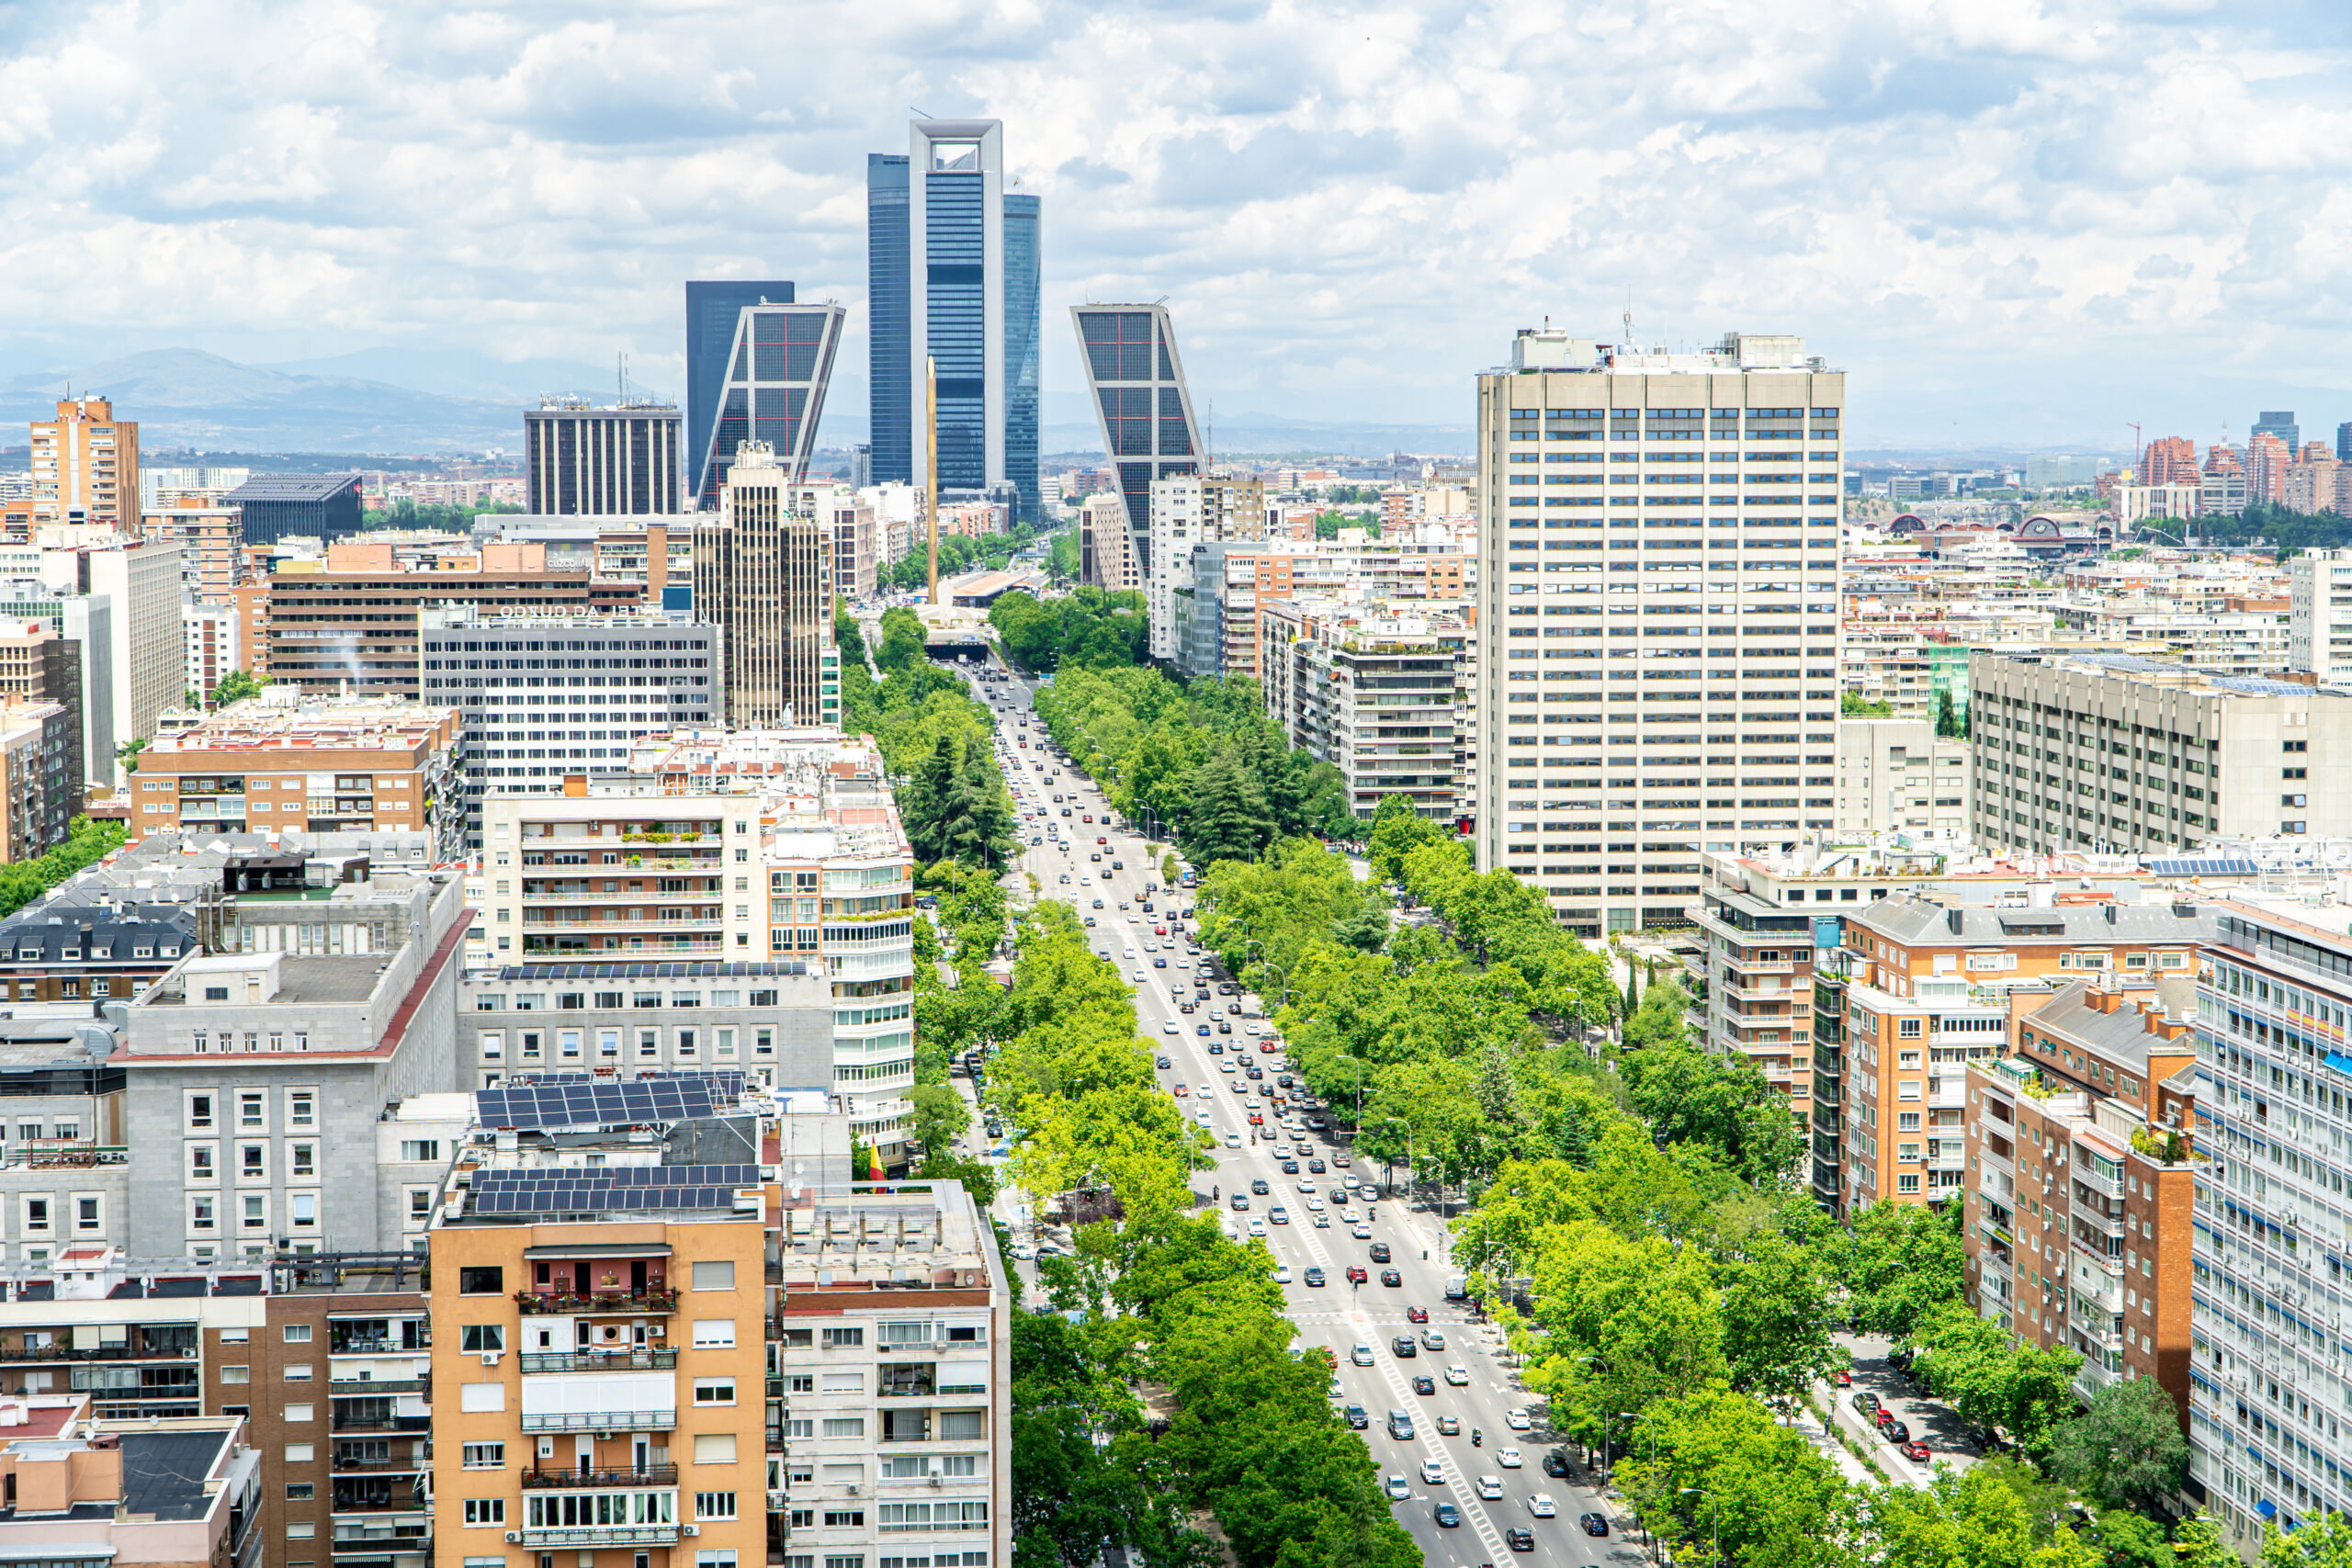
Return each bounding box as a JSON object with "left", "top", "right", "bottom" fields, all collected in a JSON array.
[{"left": 1475, "top": 330, "right": 1845, "bottom": 937}]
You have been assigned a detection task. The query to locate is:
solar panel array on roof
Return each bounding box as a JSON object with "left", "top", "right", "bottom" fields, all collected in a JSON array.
[
  {"left": 2148, "top": 858, "right": 2260, "bottom": 876},
  {"left": 469, "top": 1164, "right": 762, "bottom": 1215},
  {"left": 475, "top": 1075, "right": 736, "bottom": 1131},
  {"left": 497, "top": 961, "right": 810, "bottom": 981}
]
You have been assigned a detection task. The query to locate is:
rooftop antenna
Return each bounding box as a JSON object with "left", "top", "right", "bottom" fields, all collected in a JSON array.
[{"left": 618, "top": 352, "right": 629, "bottom": 406}]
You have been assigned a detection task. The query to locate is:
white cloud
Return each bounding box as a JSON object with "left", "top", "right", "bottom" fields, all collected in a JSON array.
[{"left": 0, "top": 0, "right": 2347, "bottom": 447}]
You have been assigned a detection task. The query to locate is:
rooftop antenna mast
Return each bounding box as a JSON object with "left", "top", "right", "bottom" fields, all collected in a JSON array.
[{"left": 618, "top": 352, "right": 629, "bottom": 406}]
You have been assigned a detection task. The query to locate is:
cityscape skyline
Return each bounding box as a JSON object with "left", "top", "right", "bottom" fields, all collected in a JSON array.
[{"left": 3, "top": 5, "right": 2351, "bottom": 448}]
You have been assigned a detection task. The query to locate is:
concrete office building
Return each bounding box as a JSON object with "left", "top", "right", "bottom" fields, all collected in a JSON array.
[
  {"left": 223, "top": 474, "right": 364, "bottom": 547},
  {"left": 695, "top": 446, "right": 840, "bottom": 729},
  {"left": 870, "top": 120, "right": 1041, "bottom": 521},
  {"left": 685, "top": 300, "right": 847, "bottom": 508},
  {"left": 115, "top": 871, "right": 468, "bottom": 1258},
  {"left": 128, "top": 694, "right": 467, "bottom": 860},
  {"left": 0, "top": 591, "right": 107, "bottom": 791},
  {"left": 1969, "top": 651, "right": 2352, "bottom": 854},
  {"left": 40, "top": 537, "right": 183, "bottom": 768},
  {"left": 1476, "top": 328, "right": 1845, "bottom": 933},
  {"left": 419, "top": 606, "right": 717, "bottom": 846},
  {"left": 1835, "top": 716, "right": 1972, "bottom": 834},
  {"left": 524, "top": 398, "right": 684, "bottom": 516},
  {"left": 458, "top": 961, "right": 834, "bottom": 1089},
  {"left": 30, "top": 396, "right": 139, "bottom": 529},
  {"left": 1259, "top": 598, "right": 1466, "bottom": 823},
  {"left": 2289, "top": 547, "right": 2352, "bottom": 676},
  {"left": 1074, "top": 303, "right": 1204, "bottom": 581},
  {"left": 2183, "top": 893, "right": 2352, "bottom": 1550}
]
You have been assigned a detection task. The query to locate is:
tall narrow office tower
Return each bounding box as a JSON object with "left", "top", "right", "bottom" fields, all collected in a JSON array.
[
  {"left": 695, "top": 445, "right": 840, "bottom": 729},
  {"left": 867, "top": 119, "right": 1042, "bottom": 522},
  {"left": 684, "top": 280, "right": 794, "bottom": 502},
  {"left": 1071, "top": 303, "right": 1203, "bottom": 571},
  {"left": 685, "top": 296, "right": 845, "bottom": 508},
  {"left": 1476, "top": 330, "right": 1845, "bottom": 936}
]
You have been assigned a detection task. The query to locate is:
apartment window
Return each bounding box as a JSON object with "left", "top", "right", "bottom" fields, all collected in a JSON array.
[
  {"left": 1898, "top": 1019, "right": 1922, "bottom": 1039},
  {"left": 285, "top": 1403, "right": 313, "bottom": 1422},
  {"left": 822, "top": 1326, "right": 864, "bottom": 1348},
  {"left": 290, "top": 1192, "right": 316, "bottom": 1229},
  {"left": 220, "top": 1365, "right": 250, "bottom": 1383},
  {"left": 188, "top": 1196, "right": 216, "bottom": 1233},
  {"left": 409, "top": 1190, "right": 434, "bottom": 1221},
  {"left": 287, "top": 1483, "right": 314, "bottom": 1500},
  {"left": 479, "top": 1031, "right": 503, "bottom": 1061},
  {"left": 462, "top": 1442, "right": 505, "bottom": 1469},
  {"left": 242, "top": 1194, "right": 266, "bottom": 1230},
  {"left": 820, "top": 1419, "right": 865, "bottom": 1439},
  {"left": 692, "top": 1260, "right": 735, "bottom": 1292},
  {"left": 460, "top": 1325, "right": 505, "bottom": 1353},
  {"left": 188, "top": 1093, "right": 214, "bottom": 1131},
  {"left": 693, "top": 1433, "right": 739, "bottom": 1463},
  {"left": 288, "top": 1091, "right": 315, "bottom": 1129},
  {"left": 821, "top": 1372, "right": 863, "bottom": 1393},
  {"left": 463, "top": 1499, "right": 506, "bottom": 1527},
  {"left": 285, "top": 1363, "right": 313, "bottom": 1381},
  {"left": 458, "top": 1267, "right": 503, "bottom": 1294},
  {"left": 692, "top": 1319, "right": 737, "bottom": 1348},
  {"left": 239, "top": 1091, "right": 266, "bottom": 1129},
  {"left": 284, "top": 1326, "right": 312, "bottom": 1346},
  {"left": 189, "top": 1144, "right": 216, "bottom": 1181},
  {"left": 290, "top": 1142, "right": 316, "bottom": 1178},
  {"left": 240, "top": 1144, "right": 266, "bottom": 1179},
  {"left": 285, "top": 1443, "right": 315, "bottom": 1462},
  {"left": 695, "top": 1377, "right": 736, "bottom": 1405},
  {"left": 696, "top": 1493, "right": 739, "bottom": 1520}
]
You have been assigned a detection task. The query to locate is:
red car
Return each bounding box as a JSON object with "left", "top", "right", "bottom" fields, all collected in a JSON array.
[
  {"left": 1259, "top": 1042, "right": 1278, "bottom": 1054},
  {"left": 1899, "top": 1440, "right": 1930, "bottom": 1462},
  {"left": 1248, "top": 1112, "right": 1264, "bottom": 1126},
  {"left": 1096, "top": 835, "right": 1107, "bottom": 844},
  {"left": 1154, "top": 925, "right": 1168, "bottom": 936},
  {"left": 1407, "top": 1305, "right": 1430, "bottom": 1324},
  {"left": 1346, "top": 1265, "right": 1369, "bottom": 1284},
  {"left": 1833, "top": 1370, "right": 1852, "bottom": 1387}
]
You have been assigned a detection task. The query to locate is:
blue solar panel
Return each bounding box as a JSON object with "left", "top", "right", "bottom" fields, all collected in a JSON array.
[
  {"left": 467, "top": 1163, "right": 761, "bottom": 1215},
  {"left": 474, "top": 1072, "right": 744, "bottom": 1132},
  {"left": 2148, "top": 858, "right": 2259, "bottom": 876}
]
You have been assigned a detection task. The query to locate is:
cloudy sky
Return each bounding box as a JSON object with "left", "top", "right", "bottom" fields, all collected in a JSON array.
[{"left": 4, "top": 0, "right": 2351, "bottom": 451}]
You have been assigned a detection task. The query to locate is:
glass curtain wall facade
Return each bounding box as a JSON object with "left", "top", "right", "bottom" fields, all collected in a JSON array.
[
  {"left": 685, "top": 281, "right": 794, "bottom": 504},
  {"left": 866, "top": 155, "right": 912, "bottom": 486},
  {"left": 1004, "top": 193, "right": 1042, "bottom": 524},
  {"left": 926, "top": 155, "right": 989, "bottom": 497},
  {"left": 1071, "top": 304, "right": 1200, "bottom": 573},
  {"left": 694, "top": 303, "right": 846, "bottom": 509}
]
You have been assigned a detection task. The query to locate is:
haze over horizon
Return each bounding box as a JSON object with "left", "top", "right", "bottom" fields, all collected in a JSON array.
[{"left": 4, "top": 2, "right": 2350, "bottom": 453}]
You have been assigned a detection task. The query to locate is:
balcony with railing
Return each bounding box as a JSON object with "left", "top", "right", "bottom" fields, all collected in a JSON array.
[
  {"left": 330, "top": 1519, "right": 430, "bottom": 1553},
  {"left": 521, "top": 1348, "right": 677, "bottom": 1374},
  {"left": 332, "top": 1480, "right": 427, "bottom": 1516},
  {"left": 521, "top": 1465, "right": 679, "bottom": 1490},
  {"left": 514, "top": 1288, "right": 676, "bottom": 1315},
  {"left": 518, "top": 1408, "right": 677, "bottom": 1433}
]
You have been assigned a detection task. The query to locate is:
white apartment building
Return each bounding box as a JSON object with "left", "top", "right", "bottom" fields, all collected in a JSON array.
[
  {"left": 184, "top": 602, "right": 241, "bottom": 705},
  {"left": 2188, "top": 893, "right": 2352, "bottom": 1551},
  {"left": 1476, "top": 328, "right": 1845, "bottom": 934},
  {"left": 476, "top": 729, "right": 919, "bottom": 1153},
  {"left": 1145, "top": 476, "right": 1262, "bottom": 663},
  {"left": 1834, "top": 716, "right": 1972, "bottom": 834},
  {"left": 1260, "top": 597, "right": 1468, "bottom": 824},
  {"left": 2290, "top": 549, "right": 2352, "bottom": 677}
]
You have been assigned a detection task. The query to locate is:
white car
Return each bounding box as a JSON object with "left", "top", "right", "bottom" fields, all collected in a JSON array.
[
  {"left": 1476, "top": 1475, "right": 1503, "bottom": 1501},
  {"left": 1195, "top": 1110, "right": 1213, "bottom": 1125},
  {"left": 1444, "top": 1364, "right": 1469, "bottom": 1386},
  {"left": 1162, "top": 1021, "right": 1179, "bottom": 1035},
  {"left": 1352, "top": 1223, "right": 1372, "bottom": 1240},
  {"left": 1312, "top": 1213, "right": 1330, "bottom": 1227},
  {"left": 1505, "top": 1409, "right": 1532, "bottom": 1431},
  {"left": 1529, "top": 1494, "right": 1557, "bottom": 1518},
  {"left": 1305, "top": 1196, "right": 1325, "bottom": 1212},
  {"left": 1124, "top": 945, "right": 1136, "bottom": 958},
  {"left": 1225, "top": 1133, "right": 1242, "bottom": 1148},
  {"left": 1270, "top": 1144, "right": 1292, "bottom": 1159},
  {"left": 1498, "top": 1447, "right": 1522, "bottom": 1468},
  {"left": 1298, "top": 1178, "right": 1317, "bottom": 1193},
  {"left": 1419, "top": 1458, "right": 1443, "bottom": 1485},
  {"left": 1337, "top": 1206, "right": 1359, "bottom": 1224},
  {"left": 1132, "top": 969, "right": 1147, "bottom": 983},
  {"left": 1248, "top": 1219, "right": 1266, "bottom": 1236},
  {"left": 1245, "top": 1023, "right": 1261, "bottom": 1035},
  {"left": 1143, "top": 941, "right": 1157, "bottom": 953},
  {"left": 1272, "top": 1264, "right": 1292, "bottom": 1284},
  {"left": 1385, "top": 1476, "right": 1412, "bottom": 1501}
]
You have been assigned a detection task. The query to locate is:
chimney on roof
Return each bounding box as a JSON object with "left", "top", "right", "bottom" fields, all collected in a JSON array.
[{"left": 1946, "top": 907, "right": 1962, "bottom": 934}]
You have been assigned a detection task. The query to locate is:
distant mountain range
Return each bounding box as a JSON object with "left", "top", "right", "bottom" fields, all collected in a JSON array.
[
  {"left": 0, "top": 345, "right": 1474, "bottom": 459},
  {"left": 0, "top": 347, "right": 652, "bottom": 456}
]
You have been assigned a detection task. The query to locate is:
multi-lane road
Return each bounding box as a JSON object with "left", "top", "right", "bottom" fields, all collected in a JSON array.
[{"left": 956, "top": 655, "right": 1639, "bottom": 1568}]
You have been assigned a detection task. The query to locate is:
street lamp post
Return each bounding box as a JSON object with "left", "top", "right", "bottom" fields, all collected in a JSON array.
[{"left": 1681, "top": 1488, "right": 1718, "bottom": 1568}]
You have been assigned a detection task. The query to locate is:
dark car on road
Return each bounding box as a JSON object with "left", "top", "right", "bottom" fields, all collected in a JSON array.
[
  {"left": 1544, "top": 1449, "right": 1569, "bottom": 1478},
  {"left": 1579, "top": 1514, "right": 1609, "bottom": 1538},
  {"left": 1508, "top": 1529, "right": 1536, "bottom": 1551},
  {"left": 1343, "top": 1404, "right": 1367, "bottom": 1429},
  {"left": 1381, "top": 1269, "right": 1402, "bottom": 1287},
  {"left": 1304, "top": 1267, "right": 1326, "bottom": 1287},
  {"left": 1411, "top": 1375, "right": 1434, "bottom": 1395},
  {"left": 1392, "top": 1336, "right": 1417, "bottom": 1358},
  {"left": 1369, "top": 1242, "right": 1392, "bottom": 1264},
  {"left": 1434, "top": 1503, "right": 1462, "bottom": 1529},
  {"left": 1250, "top": 1179, "right": 1270, "bottom": 1195}
]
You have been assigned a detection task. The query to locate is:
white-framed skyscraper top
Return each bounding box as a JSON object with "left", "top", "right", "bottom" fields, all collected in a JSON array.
[
  {"left": 1070, "top": 302, "right": 1203, "bottom": 576},
  {"left": 870, "top": 118, "right": 1041, "bottom": 524}
]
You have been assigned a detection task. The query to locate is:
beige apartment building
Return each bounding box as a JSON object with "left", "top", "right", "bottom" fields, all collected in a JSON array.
[
  {"left": 31, "top": 396, "right": 140, "bottom": 528},
  {"left": 1970, "top": 649, "right": 2352, "bottom": 854},
  {"left": 1477, "top": 329, "right": 1845, "bottom": 934},
  {"left": 1835, "top": 716, "right": 1971, "bottom": 834},
  {"left": 143, "top": 497, "right": 246, "bottom": 600},
  {"left": 1079, "top": 493, "right": 1139, "bottom": 592},
  {"left": 694, "top": 446, "right": 839, "bottom": 729}
]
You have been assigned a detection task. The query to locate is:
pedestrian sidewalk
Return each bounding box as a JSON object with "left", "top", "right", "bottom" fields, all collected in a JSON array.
[{"left": 1788, "top": 1401, "right": 1875, "bottom": 1487}]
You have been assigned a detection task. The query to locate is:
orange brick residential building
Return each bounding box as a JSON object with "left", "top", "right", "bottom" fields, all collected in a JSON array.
[
  {"left": 129, "top": 695, "right": 464, "bottom": 857},
  {"left": 31, "top": 396, "right": 140, "bottom": 529}
]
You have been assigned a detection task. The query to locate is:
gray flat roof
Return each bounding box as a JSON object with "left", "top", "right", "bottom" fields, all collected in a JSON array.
[
  {"left": 223, "top": 474, "right": 361, "bottom": 503},
  {"left": 142, "top": 955, "right": 384, "bottom": 1008},
  {"left": 121, "top": 1427, "right": 232, "bottom": 1519}
]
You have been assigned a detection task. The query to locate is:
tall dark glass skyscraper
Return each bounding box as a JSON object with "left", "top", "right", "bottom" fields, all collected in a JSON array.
[
  {"left": 690, "top": 302, "right": 845, "bottom": 507},
  {"left": 1070, "top": 303, "right": 1199, "bottom": 571},
  {"left": 865, "top": 156, "right": 911, "bottom": 486},
  {"left": 684, "top": 280, "right": 793, "bottom": 503},
  {"left": 865, "top": 119, "right": 1041, "bottom": 523}
]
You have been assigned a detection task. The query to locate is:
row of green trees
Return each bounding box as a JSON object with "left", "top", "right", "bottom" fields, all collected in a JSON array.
[
  {"left": 985, "top": 589, "right": 1148, "bottom": 672},
  {"left": 837, "top": 655, "right": 1014, "bottom": 875},
  {"left": 907, "top": 890, "right": 1419, "bottom": 1568},
  {"left": 1030, "top": 667, "right": 1353, "bottom": 864},
  {"left": 878, "top": 517, "right": 1057, "bottom": 592},
  {"left": 0, "top": 818, "right": 127, "bottom": 922}
]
